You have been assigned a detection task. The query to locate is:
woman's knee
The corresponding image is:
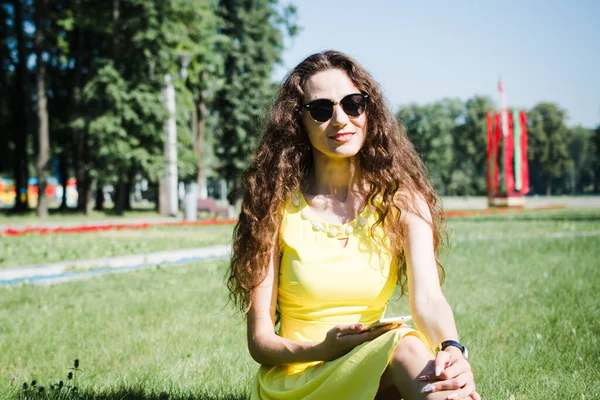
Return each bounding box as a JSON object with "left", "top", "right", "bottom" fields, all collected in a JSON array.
[{"left": 391, "top": 334, "right": 433, "bottom": 366}]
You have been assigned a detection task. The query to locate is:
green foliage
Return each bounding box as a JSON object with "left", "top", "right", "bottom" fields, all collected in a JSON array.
[
  {"left": 454, "top": 96, "right": 497, "bottom": 195},
  {"left": 73, "top": 63, "right": 166, "bottom": 183},
  {"left": 526, "top": 103, "right": 573, "bottom": 195},
  {"left": 399, "top": 97, "right": 599, "bottom": 196},
  {"left": 564, "top": 126, "right": 596, "bottom": 193},
  {"left": 2, "top": 0, "right": 297, "bottom": 213},
  {"left": 214, "top": 0, "right": 298, "bottom": 202},
  {"left": 592, "top": 123, "right": 600, "bottom": 191},
  {"left": 399, "top": 98, "right": 464, "bottom": 194}
]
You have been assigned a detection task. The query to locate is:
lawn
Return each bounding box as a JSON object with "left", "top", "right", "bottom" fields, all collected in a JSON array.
[
  {"left": 0, "top": 224, "right": 234, "bottom": 268},
  {"left": 1, "top": 208, "right": 599, "bottom": 399}
]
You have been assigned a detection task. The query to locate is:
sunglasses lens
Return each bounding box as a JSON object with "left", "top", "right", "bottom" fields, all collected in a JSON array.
[
  {"left": 308, "top": 100, "right": 334, "bottom": 122},
  {"left": 340, "top": 94, "right": 366, "bottom": 117}
]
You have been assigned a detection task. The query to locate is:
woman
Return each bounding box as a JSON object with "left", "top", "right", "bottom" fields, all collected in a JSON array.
[{"left": 227, "top": 50, "right": 479, "bottom": 400}]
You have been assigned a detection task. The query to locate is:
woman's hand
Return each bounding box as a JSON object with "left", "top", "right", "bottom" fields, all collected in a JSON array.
[
  {"left": 419, "top": 348, "right": 480, "bottom": 399},
  {"left": 318, "top": 323, "right": 401, "bottom": 361}
]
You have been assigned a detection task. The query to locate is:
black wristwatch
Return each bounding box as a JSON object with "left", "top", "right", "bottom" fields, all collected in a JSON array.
[{"left": 437, "top": 340, "right": 469, "bottom": 360}]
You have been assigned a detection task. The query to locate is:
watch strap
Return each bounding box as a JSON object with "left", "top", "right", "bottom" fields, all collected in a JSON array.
[{"left": 438, "top": 340, "right": 468, "bottom": 359}]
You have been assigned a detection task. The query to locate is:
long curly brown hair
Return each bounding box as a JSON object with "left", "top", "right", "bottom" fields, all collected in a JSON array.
[{"left": 227, "top": 50, "right": 446, "bottom": 313}]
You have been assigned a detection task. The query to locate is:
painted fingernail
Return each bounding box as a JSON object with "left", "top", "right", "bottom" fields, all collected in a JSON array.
[
  {"left": 418, "top": 375, "right": 429, "bottom": 381},
  {"left": 435, "top": 366, "right": 442, "bottom": 376},
  {"left": 446, "top": 392, "right": 459, "bottom": 400},
  {"left": 422, "top": 384, "right": 434, "bottom": 393}
]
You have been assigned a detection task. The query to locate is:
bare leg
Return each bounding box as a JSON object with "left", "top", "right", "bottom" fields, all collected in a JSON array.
[{"left": 377, "top": 335, "right": 452, "bottom": 400}]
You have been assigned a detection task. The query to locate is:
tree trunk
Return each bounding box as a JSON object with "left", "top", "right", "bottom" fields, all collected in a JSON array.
[
  {"left": 72, "top": 0, "right": 88, "bottom": 214},
  {"left": 545, "top": 179, "right": 552, "bottom": 196},
  {"left": 94, "top": 184, "right": 104, "bottom": 211},
  {"left": 35, "top": 0, "right": 50, "bottom": 218},
  {"left": 195, "top": 73, "right": 208, "bottom": 199},
  {"left": 59, "top": 152, "right": 69, "bottom": 210},
  {"left": 13, "top": 0, "right": 29, "bottom": 213},
  {"left": 124, "top": 168, "right": 134, "bottom": 211},
  {"left": 158, "top": 179, "right": 167, "bottom": 215},
  {"left": 75, "top": 140, "right": 90, "bottom": 213},
  {"left": 76, "top": 167, "right": 91, "bottom": 213},
  {"left": 114, "top": 176, "right": 127, "bottom": 215}
]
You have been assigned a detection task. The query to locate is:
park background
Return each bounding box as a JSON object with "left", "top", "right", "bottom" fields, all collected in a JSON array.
[{"left": 1, "top": 1, "right": 599, "bottom": 399}]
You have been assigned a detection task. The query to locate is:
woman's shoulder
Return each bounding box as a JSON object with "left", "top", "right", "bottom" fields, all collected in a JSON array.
[{"left": 392, "top": 188, "right": 433, "bottom": 224}]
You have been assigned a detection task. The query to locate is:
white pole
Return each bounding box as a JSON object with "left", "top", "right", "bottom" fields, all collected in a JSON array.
[{"left": 163, "top": 73, "right": 178, "bottom": 216}]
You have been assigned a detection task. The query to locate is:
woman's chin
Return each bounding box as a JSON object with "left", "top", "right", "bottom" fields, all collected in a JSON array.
[{"left": 326, "top": 146, "right": 361, "bottom": 159}]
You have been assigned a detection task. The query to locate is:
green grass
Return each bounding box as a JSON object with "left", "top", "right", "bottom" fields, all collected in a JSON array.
[
  {"left": 0, "top": 225, "right": 234, "bottom": 268},
  {"left": 1, "top": 208, "right": 599, "bottom": 399}
]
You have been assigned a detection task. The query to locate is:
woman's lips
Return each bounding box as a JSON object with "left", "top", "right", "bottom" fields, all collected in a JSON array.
[{"left": 329, "top": 132, "right": 355, "bottom": 143}]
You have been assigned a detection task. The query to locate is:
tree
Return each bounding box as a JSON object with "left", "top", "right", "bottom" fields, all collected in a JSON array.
[
  {"left": 453, "top": 96, "right": 497, "bottom": 195},
  {"left": 214, "top": 0, "right": 298, "bottom": 204},
  {"left": 34, "top": 0, "right": 50, "bottom": 217},
  {"left": 592, "top": 121, "right": 600, "bottom": 192},
  {"left": 169, "top": 0, "right": 225, "bottom": 198},
  {"left": 564, "top": 126, "right": 594, "bottom": 194},
  {"left": 12, "top": 0, "right": 31, "bottom": 212},
  {"left": 0, "top": 3, "right": 15, "bottom": 176},
  {"left": 526, "top": 103, "right": 572, "bottom": 195},
  {"left": 398, "top": 98, "right": 463, "bottom": 195}
]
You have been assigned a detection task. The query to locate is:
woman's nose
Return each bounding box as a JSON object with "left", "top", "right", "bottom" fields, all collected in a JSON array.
[{"left": 330, "top": 104, "right": 349, "bottom": 126}]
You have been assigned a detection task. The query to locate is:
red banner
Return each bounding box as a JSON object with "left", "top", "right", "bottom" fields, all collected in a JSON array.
[
  {"left": 505, "top": 112, "right": 515, "bottom": 193},
  {"left": 486, "top": 111, "right": 493, "bottom": 194},
  {"left": 519, "top": 111, "right": 530, "bottom": 194},
  {"left": 494, "top": 112, "right": 502, "bottom": 193}
]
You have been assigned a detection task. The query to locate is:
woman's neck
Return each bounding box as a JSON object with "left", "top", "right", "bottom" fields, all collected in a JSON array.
[{"left": 307, "top": 152, "right": 363, "bottom": 201}]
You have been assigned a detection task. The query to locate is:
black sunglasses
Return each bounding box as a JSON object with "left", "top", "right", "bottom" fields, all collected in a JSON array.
[{"left": 303, "top": 93, "right": 369, "bottom": 123}]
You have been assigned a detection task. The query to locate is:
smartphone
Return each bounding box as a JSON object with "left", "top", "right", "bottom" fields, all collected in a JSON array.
[{"left": 366, "top": 315, "right": 412, "bottom": 331}]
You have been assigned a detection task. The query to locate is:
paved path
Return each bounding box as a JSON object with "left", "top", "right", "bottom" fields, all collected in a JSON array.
[
  {"left": 0, "top": 245, "right": 230, "bottom": 286},
  {"left": 441, "top": 195, "right": 600, "bottom": 210}
]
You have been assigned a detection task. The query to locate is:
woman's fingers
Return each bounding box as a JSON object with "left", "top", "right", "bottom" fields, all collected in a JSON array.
[
  {"left": 366, "top": 324, "right": 399, "bottom": 339},
  {"left": 438, "top": 381, "right": 477, "bottom": 400},
  {"left": 421, "top": 370, "right": 473, "bottom": 393},
  {"left": 469, "top": 391, "right": 481, "bottom": 400},
  {"left": 334, "top": 323, "right": 364, "bottom": 336},
  {"left": 434, "top": 350, "right": 453, "bottom": 377},
  {"left": 437, "top": 357, "right": 472, "bottom": 380}
]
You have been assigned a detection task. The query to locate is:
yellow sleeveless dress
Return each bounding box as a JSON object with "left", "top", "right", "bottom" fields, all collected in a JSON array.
[{"left": 251, "top": 193, "right": 430, "bottom": 400}]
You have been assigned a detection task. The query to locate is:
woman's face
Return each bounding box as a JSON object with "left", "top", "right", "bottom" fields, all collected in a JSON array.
[{"left": 301, "top": 69, "right": 367, "bottom": 160}]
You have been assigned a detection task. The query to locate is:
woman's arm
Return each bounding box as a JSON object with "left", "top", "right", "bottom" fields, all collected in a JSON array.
[
  {"left": 401, "top": 193, "right": 479, "bottom": 398},
  {"left": 401, "top": 194, "right": 458, "bottom": 347},
  {"left": 246, "top": 246, "right": 322, "bottom": 365},
  {"left": 247, "top": 239, "right": 398, "bottom": 366}
]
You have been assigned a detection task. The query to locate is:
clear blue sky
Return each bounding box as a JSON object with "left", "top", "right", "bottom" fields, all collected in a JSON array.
[{"left": 273, "top": 0, "right": 600, "bottom": 128}]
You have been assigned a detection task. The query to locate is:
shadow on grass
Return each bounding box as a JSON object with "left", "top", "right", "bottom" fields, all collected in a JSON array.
[{"left": 10, "top": 387, "right": 249, "bottom": 400}]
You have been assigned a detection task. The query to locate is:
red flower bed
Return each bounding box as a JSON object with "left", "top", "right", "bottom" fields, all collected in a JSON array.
[
  {"left": 1, "top": 219, "right": 237, "bottom": 237},
  {"left": 444, "top": 205, "right": 563, "bottom": 218},
  {"left": 1, "top": 206, "right": 564, "bottom": 237}
]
